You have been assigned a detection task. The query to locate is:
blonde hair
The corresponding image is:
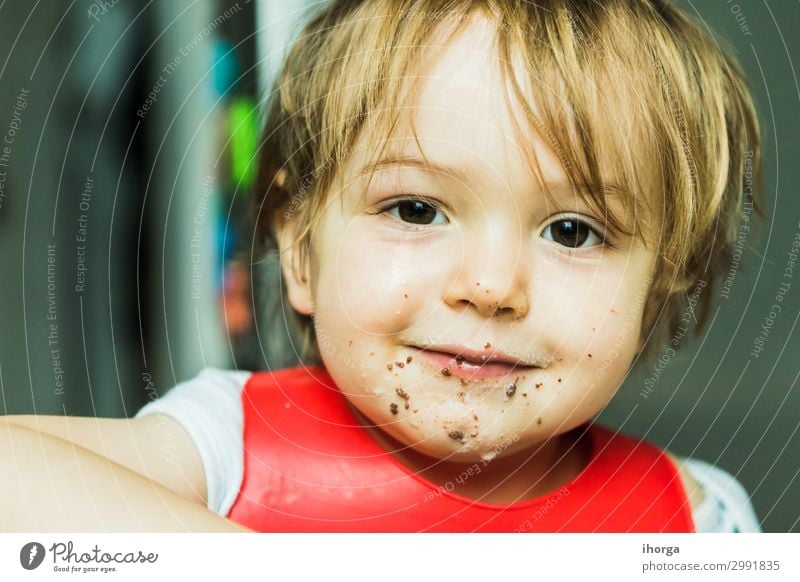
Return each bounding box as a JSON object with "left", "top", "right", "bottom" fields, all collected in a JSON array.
[{"left": 251, "top": 0, "right": 761, "bottom": 366}]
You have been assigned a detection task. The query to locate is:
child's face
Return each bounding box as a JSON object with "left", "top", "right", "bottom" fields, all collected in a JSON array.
[{"left": 281, "top": 17, "right": 655, "bottom": 463}]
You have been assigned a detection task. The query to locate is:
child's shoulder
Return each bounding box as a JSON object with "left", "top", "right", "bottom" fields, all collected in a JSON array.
[
  {"left": 663, "top": 452, "right": 705, "bottom": 512},
  {"left": 135, "top": 367, "right": 254, "bottom": 515},
  {"left": 665, "top": 451, "right": 761, "bottom": 532},
  {"left": 136, "top": 365, "right": 323, "bottom": 416}
]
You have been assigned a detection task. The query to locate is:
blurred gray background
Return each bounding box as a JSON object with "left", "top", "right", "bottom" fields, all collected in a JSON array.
[{"left": 0, "top": 0, "right": 797, "bottom": 532}]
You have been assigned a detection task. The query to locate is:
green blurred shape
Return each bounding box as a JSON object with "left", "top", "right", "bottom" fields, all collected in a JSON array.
[{"left": 229, "top": 96, "right": 259, "bottom": 190}]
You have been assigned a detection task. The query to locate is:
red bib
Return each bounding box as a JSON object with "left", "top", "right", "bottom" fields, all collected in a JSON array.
[{"left": 227, "top": 365, "right": 695, "bottom": 532}]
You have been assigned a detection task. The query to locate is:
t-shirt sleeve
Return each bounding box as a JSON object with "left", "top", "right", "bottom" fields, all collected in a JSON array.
[
  {"left": 678, "top": 456, "right": 762, "bottom": 533},
  {"left": 134, "top": 367, "right": 250, "bottom": 517}
]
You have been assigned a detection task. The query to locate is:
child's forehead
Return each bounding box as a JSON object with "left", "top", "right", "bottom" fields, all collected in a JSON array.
[
  {"left": 418, "top": 14, "right": 507, "bottom": 95},
  {"left": 347, "top": 17, "right": 558, "bottom": 181}
]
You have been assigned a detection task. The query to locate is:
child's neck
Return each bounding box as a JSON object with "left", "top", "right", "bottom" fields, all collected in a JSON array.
[{"left": 345, "top": 402, "right": 591, "bottom": 505}]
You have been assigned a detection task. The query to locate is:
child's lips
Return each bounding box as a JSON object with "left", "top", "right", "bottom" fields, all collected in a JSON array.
[{"left": 414, "top": 347, "right": 537, "bottom": 380}]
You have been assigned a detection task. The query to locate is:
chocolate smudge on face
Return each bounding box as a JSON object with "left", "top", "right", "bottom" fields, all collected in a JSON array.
[
  {"left": 537, "top": 417, "right": 543, "bottom": 425},
  {"left": 406, "top": 356, "right": 413, "bottom": 363},
  {"left": 441, "top": 367, "right": 451, "bottom": 377},
  {"left": 396, "top": 387, "right": 410, "bottom": 409},
  {"left": 395, "top": 361, "right": 404, "bottom": 368},
  {"left": 386, "top": 363, "right": 393, "bottom": 371},
  {"left": 448, "top": 430, "right": 464, "bottom": 441},
  {"left": 505, "top": 382, "right": 517, "bottom": 398},
  {"left": 389, "top": 403, "right": 399, "bottom": 415}
]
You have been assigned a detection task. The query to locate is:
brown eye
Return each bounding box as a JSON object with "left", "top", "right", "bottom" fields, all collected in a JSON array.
[
  {"left": 386, "top": 198, "right": 448, "bottom": 226},
  {"left": 542, "top": 218, "right": 602, "bottom": 248}
]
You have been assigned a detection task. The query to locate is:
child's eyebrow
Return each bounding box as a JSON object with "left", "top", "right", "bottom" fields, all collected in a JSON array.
[
  {"left": 356, "top": 155, "right": 472, "bottom": 183},
  {"left": 357, "top": 154, "right": 627, "bottom": 200}
]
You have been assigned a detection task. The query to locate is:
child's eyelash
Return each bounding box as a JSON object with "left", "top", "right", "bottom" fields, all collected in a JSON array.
[
  {"left": 374, "top": 194, "right": 445, "bottom": 211},
  {"left": 370, "top": 195, "right": 449, "bottom": 227},
  {"left": 369, "top": 198, "right": 615, "bottom": 250},
  {"left": 542, "top": 214, "right": 616, "bottom": 252}
]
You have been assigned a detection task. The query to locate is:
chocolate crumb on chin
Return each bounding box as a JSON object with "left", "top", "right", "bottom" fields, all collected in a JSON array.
[
  {"left": 505, "top": 382, "right": 517, "bottom": 398},
  {"left": 395, "top": 387, "right": 411, "bottom": 410},
  {"left": 389, "top": 402, "right": 399, "bottom": 415},
  {"left": 441, "top": 367, "right": 451, "bottom": 377},
  {"left": 448, "top": 429, "right": 464, "bottom": 442}
]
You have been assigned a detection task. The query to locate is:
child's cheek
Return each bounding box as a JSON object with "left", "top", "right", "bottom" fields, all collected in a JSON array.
[
  {"left": 323, "top": 233, "right": 435, "bottom": 334},
  {"left": 533, "top": 254, "right": 648, "bottom": 370},
  {"left": 574, "top": 270, "right": 651, "bottom": 382}
]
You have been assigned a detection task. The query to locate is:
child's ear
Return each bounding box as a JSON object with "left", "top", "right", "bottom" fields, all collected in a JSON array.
[{"left": 274, "top": 209, "right": 315, "bottom": 317}]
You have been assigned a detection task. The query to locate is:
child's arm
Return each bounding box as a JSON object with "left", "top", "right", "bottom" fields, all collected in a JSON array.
[
  {"left": 0, "top": 415, "right": 251, "bottom": 532},
  {"left": 665, "top": 452, "right": 705, "bottom": 511}
]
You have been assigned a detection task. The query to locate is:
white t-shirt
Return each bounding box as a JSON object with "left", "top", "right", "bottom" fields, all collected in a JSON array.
[{"left": 135, "top": 367, "right": 762, "bottom": 532}]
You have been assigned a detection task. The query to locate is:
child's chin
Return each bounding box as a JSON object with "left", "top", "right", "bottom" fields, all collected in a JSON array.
[{"left": 408, "top": 432, "right": 522, "bottom": 464}]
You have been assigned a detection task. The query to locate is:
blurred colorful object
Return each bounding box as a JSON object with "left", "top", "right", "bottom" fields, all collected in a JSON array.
[
  {"left": 213, "top": 39, "right": 238, "bottom": 99},
  {"left": 229, "top": 96, "right": 259, "bottom": 189},
  {"left": 208, "top": 37, "right": 258, "bottom": 339},
  {"left": 220, "top": 260, "right": 252, "bottom": 338}
]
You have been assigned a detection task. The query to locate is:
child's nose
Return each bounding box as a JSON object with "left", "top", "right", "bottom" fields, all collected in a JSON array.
[{"left": 442, "top": 228, "right": 531, "bottom": 320}]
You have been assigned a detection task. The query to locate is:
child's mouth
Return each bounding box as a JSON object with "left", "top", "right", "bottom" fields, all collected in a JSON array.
[{"left": 413, "top": 346, "right": 538, "bottom": 381}]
